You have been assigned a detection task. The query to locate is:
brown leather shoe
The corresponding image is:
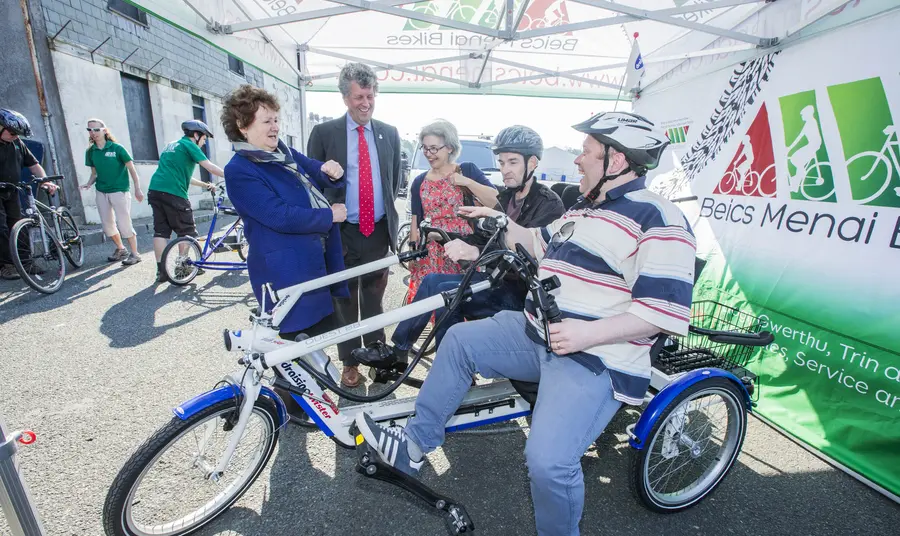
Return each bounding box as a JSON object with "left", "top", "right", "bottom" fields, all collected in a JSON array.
[{"left": 341, "top": 365, "right": 362, "bottom": 388}]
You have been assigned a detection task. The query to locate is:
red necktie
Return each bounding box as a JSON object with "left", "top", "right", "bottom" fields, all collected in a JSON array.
[{"left": 357, "top": 125, "right": 375, "bottom": 237}]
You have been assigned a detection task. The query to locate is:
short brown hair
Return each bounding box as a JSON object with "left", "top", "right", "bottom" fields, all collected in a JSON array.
[{"left": 220, "top": 85, "right": 280, "bottom": 142}]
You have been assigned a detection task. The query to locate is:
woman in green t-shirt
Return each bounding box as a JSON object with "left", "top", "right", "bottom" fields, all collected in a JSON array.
[{"left": 80, "top": 119, "right": 144, "bottom": 266}]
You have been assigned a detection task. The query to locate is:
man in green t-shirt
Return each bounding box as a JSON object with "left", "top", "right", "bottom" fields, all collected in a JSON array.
[
  {"left": 81, "top": 119, "right": 144, "bottom": 266},
  {"left": 147, "top": 120, "right": 224, "bottom": 283}
]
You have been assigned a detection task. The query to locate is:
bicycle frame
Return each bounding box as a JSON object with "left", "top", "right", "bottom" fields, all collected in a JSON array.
[
  {"left": 180, "top": 216, "right": 756, "bottom": 479},
  {"left": 20, "top": 185, "right": 66, "bottom": 257},
  {"left": 210, "top": 254, "right": 509, "bottom": 453},
  {"left": 191, "top": 189, "right": 246, "bottom": 272}
]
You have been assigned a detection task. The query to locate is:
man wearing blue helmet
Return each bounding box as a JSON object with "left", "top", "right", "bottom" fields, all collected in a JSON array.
[
  {"left": 0, "top": 109, "right": 56, "bottom": 280},
  {"left": 147, "top": 119, "right": 225, "bottom": 283}
]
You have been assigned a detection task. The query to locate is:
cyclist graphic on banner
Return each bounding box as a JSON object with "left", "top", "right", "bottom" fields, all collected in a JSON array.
[
  {"left": 785, "top": 105, "right": 825, "bottom": 194},
  {"left": 734, "top": 134, "right": 755, "bottom": 190},
  {"left": 713, "top": 103, "right": 776, "bottom": 198}
]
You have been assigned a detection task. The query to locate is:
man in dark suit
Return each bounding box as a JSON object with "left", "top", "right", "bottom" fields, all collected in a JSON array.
[{"left": 307, "top": 62, "right": 402, "bottom": 388}]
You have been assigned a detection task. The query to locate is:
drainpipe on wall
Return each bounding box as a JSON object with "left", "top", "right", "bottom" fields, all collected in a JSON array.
[{"left": 20, "top": 0, "right": 61, "bottom": 179}]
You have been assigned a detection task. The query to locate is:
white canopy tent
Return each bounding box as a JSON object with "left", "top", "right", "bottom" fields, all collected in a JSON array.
[{"left": 124, "top": 0, "right": 896, "bottom": 145}]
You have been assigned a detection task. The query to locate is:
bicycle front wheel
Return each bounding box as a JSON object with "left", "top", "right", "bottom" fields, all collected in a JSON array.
[
  {"left": 59, "top": 208, "right": 84, "bottom": 268},
  {"left": 162, "top": 236, "right": 202, "bottom": 285},
  {"left": 630, "top": 377, "right": 747, "bottom": 513},
  {"left": 102, "top": 397, "right": 281, "bottom": 536},
  {"left": 10, "top": 218, "right": 65, "bottom": 294}
]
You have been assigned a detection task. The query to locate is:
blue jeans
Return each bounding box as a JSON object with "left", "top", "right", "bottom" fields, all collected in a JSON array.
[
  {"left": 392, "top": 272, "right": 524, "bottom": 352},
  {"left": 405, "top": 311, "right": 622, "bottom": 536}
]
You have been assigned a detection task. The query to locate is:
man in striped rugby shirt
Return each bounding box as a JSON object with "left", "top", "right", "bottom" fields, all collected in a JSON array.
[{"left": 356, "top": 112, "right": 696, "bottom": 536}]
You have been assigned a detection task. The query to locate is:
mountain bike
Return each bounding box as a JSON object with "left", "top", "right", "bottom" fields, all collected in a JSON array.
[
  {"left": 103, "top": 215, "right": 773, "bottom": 536},
  {"left": 1, "top": 175, "right": 83, "bottom": 294}
]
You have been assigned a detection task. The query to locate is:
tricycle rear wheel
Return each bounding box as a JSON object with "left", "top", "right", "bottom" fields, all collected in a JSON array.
[{"left": 630, "top": 377, "right": 747, "bottom": 512}]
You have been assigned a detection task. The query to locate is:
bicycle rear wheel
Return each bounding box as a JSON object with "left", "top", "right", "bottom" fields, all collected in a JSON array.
[
  {"left": 630, "top": 377, "right": 747, "bottom": 513},
  {"left": 162, "top": 237, "right": 202, "bottom": 285},
  {"left": 59, "top": 208, "right": 84, "bottom": 268},
  {"left": 102, "top": 397, "right": 280, "bottom": 536},
  {"left": 10, "top": 218, "right": 65, "bottom": 294}
]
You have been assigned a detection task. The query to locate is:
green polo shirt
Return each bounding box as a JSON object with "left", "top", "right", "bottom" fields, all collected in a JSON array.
[
  {"left": 84, "top": 141, "right": 133, "bottom": 193},
  {"left": 148, "top": 136, "right": 208, "bottom": 199}
]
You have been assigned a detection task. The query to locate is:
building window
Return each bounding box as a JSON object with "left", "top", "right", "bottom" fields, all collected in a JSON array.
[
  {"left": 108, "top": 0, "right": 148, "bottom": 26},
  {"left": 120, "top": 74, "right": 159, "bottom": 161},
  {"left": 228, "top": 55, "right": 245, "bottom": 76},
  {"left": 191, "top": 95, "right": 211, "bottom": 183}
]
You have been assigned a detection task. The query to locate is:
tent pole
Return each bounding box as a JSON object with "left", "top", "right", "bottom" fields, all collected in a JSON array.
[
  {"left": 612, "top": 81, "right": 624, "bottom": 112},
  {"left": 298, "top": 45, "right": 309, "bottom": 152}
]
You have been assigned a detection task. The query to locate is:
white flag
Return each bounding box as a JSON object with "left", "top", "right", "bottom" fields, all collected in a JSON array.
[{"left": 624, "top": 37, "right": 645, "bottom": 93}]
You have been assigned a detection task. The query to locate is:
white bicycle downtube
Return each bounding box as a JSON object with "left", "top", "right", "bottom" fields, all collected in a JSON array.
[
  {"left": 271, "top": 255, "right": 401, "bottom": 328},
  {"left": 263, "top": 280, "right": 493, "bottom": 371}
]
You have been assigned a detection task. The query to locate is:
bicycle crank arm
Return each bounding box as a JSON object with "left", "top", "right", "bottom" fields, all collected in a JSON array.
[{"left": 354, "top": 440, "right": 475, "bottom": 534}]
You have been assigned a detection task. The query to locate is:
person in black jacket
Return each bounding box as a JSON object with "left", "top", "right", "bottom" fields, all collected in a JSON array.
[
  {"left": 352, "top": 125, "right": 564, "bottom": 365},
  {"left": 0, "top": 109, "right": 56, "bottom": 280}
]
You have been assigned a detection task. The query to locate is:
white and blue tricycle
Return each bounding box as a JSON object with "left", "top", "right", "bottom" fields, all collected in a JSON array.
[{"left": 102, "top": 215, "right": 773, "bottom": 536}]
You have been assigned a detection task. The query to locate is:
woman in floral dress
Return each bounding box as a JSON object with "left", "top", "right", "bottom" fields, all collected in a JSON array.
[{"left": 407, "top": 120, "right": 499, "bottom": 301}]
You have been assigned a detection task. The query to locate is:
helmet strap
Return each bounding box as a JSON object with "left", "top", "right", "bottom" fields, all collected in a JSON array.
[
  {"left": 585, "top": 148, "right": 630, "bottom": 203},
  {"left": 511, "top": 166, "right": 534, "bottom": 196},
  {"left": 509, "top": 154, "right": 538, "bottom": 195}
]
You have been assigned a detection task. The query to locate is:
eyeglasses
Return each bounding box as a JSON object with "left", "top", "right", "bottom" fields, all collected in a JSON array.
[
  {"left": 86, "top": 128, "right": 104, "bottom": 132},
  {"left": 421, "top": 145, "right": 446, "bottom": 156},
  {"left": 548, "top": 221, "right": 575, "bottom": 252}
]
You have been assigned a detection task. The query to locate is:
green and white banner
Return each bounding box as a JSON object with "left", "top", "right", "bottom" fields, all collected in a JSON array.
[{"left": 639, "top": 7, "right": 900, "bottom": 497}]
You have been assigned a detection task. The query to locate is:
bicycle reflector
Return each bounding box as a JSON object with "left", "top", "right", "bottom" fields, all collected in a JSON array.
[{"left": 17, "top": 430, "right": 36, "bottom": 445}]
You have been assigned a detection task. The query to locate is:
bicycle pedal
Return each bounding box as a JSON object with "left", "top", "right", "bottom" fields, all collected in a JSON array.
[{"left": 353, "top": 425, "right": 476, "bottom": 533}]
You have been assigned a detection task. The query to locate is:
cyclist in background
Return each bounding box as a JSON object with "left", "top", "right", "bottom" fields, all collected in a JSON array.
[
  {"left": 147, "top": 120, "right": 224, "bottom": 283},
  {"left": 0, "top": 109, "right": 56, "bottom": 280}
]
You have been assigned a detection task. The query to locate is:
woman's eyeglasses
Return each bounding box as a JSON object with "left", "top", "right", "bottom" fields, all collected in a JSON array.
[
  {"left": 86, "top": 128, "right": 104, "bottom": 132},
  {"left": 421, "top": 145, "right": 446, "bottom": 156}
]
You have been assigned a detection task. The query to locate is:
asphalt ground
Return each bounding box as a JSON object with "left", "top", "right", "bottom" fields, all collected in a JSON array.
[{"left": 1, "top": 214, "right": 898, "bottom": 536}]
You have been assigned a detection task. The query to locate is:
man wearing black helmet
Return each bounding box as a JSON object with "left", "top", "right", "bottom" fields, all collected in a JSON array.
[
  {"left": 356, "top": 112, "right": 696, "bottom": 536},
  {"left": 352, "top": 125, "right": 563, "bottom": 365},
  {"left": 147, "top": 120, "right": 225, "bottom": 282},
  {"left": 0, "top": 109, "right": 56, "bottom": 280}
]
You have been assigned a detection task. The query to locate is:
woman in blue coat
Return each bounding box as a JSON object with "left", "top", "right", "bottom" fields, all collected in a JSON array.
[{"left": 221, "top": 85, "right": 348, "bottom": 341}]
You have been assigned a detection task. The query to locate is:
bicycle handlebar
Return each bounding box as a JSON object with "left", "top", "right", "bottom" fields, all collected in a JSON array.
[
  {"left": 0, "top": 175, "right": 65, "bottom": 191},
  {"left": 419, "top": 226, "right": 453, "bottom": 245},
  {"left": 689, "top": 325, "right": 774, "bottom": 347}
]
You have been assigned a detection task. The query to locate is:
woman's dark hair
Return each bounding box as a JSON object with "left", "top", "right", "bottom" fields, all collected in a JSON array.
[{"left": 220, "top": 85, "right": 281, "bottom": 142}]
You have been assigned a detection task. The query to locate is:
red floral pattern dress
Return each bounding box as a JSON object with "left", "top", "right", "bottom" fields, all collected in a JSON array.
[{"left": 407, "top": 176, "right": 473, "bottom": 302}]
